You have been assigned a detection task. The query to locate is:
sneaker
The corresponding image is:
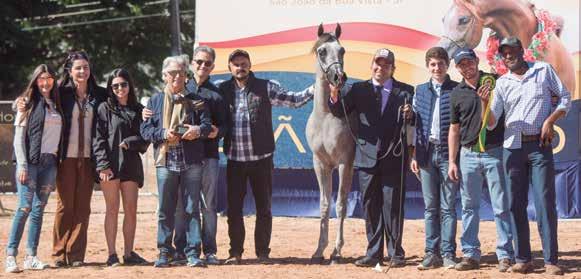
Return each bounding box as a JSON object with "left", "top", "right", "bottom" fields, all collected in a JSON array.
[
  {"left": 106, "top": 254, "right": 121, "bottom": 267},
  {"left": 5, "top": 256, "right": 20, "bottom": 273},
  {"left": 224, "top": 255, "right": 242, "bottom": 265},
  {"left": 123, "top": 251, "right": 147, "bottom": 266},
  {"left": 170, "top": 252, "right": 187, "bottom": 265},
  {"left": 417, "top": 253, "right": 442, "bottom": 270},
  {"left": 153, "top": 252, "right": 170, "bottom": 268},
  {"left": 187, "top": 256, "right": 207, "bottom": 267},
  {"left": 545, "top": 264, "right": 564, "bottom": 275},
  {"left": 511, "top": 262, "right": 534, "bottom": 274},
  {"left": 498, "top": 258, "right": 512, "bottom": 273},
  {"left": 23, "top": 255, "right": 49, "bottom": 270},
  {"left": 205, "top": 254, "right": 220, "bottom": 265},
  {"left": 455, "top": 257, "right": 480, "bottom": 271},
  {"left": 442, "top": 256, "right": 457, "bottom": 269}
]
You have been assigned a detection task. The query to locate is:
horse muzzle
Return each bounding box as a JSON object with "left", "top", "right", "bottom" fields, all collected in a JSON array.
[{"left": 327, "top": 68, "right": 347, "bottom": 88}]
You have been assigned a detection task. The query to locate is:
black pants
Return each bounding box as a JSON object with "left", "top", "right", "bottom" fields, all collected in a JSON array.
[
  {"left": 359, "top": 169, "right": 406, "bottom": 261},
  {"left": 226, "top": 156, "right": 273, "bottom": 257}
]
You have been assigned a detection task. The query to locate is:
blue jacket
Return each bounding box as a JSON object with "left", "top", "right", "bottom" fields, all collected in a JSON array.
[
  {"left": 413, "top": 76, "right": 458, "bottom": 167},
  {"left": 140, "top": 91, "right": 212, "bottom": 165}
]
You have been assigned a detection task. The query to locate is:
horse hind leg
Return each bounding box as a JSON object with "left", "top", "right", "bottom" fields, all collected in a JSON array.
[
  {"left": 311, "top": 158, "right": 333, "bottom": 264},
  {"left": 330, "top": 162, "right": 354, "bottom": 264}
]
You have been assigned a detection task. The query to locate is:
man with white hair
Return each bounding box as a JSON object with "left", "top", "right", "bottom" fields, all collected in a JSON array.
[{"left": 141, "top": 55, "right": 212, "bottom": 268}]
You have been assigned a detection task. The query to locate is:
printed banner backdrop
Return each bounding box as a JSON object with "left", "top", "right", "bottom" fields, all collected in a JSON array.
[
  {"left": 0, "top": 101, "right": 16, "bottom": 193},
  {"left": 197, "top": 0, "right": 581, "bottom": 219}
]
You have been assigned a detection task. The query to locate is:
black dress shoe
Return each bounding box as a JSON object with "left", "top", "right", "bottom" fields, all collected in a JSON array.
[{"left": 354, "top": 256, "right": 379, "bottom": 267}]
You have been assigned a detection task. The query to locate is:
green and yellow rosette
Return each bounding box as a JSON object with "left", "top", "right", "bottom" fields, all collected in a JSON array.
[{"left": 474, "top": 75, "right": 496, "bottom": 152}]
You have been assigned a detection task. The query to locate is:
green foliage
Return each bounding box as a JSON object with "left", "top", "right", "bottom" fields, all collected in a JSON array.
[{"left": 0, "top": 0, "right": 195, "bottom": 99}]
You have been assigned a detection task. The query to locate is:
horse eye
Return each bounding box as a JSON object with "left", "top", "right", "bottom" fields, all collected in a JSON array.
[
  {"left": 318, "top": 48, "right": 327, "bottom": 56},
  {"left": 339, "top": 47, "right": 345, "bottom": 56},
  {"left": 459, "top": 16, "right": 470, "bottom": 25}
]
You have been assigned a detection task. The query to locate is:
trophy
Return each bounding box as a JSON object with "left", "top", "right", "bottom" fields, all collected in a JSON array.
[
  {"left": 171, "top": 94, "right": 205, "bottom": 137},
  {"left": 479, "top": 74, "right": 496, "bottom": 90}
]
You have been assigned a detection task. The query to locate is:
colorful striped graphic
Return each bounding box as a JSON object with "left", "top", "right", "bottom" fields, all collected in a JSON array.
[{"left": 202, "top": 22, "right": 580, "bottom": 99}]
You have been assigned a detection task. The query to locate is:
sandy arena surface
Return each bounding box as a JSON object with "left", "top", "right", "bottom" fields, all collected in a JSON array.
[{"left": 0, "top": 193, "right": 580, "bottom": 279}]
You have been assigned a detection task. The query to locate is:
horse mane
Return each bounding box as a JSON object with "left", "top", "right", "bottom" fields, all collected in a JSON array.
[{"left": 311, "top": 33, "right": 337, "bottom": 54}]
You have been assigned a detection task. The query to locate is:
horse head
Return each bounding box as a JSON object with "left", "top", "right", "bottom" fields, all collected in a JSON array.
[
  {"left": 313, "top": 23, "right": 347, "bottom": 88},
  {"left": 438, "top": 0, "right": 484, "bottom": 57}
]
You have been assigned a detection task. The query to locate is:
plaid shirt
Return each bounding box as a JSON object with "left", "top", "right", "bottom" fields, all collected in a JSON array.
[
  {"left": 226, "top": 81, "right": 313, "bottom": 162},
  {"left": 489, "top": 62, "right": 571, "bottom": 149},
  {"left": 166, "top": 140, "right": 189, "bottom": 171}
]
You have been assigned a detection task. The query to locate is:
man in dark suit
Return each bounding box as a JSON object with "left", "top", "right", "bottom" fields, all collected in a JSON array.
[{"left": 329, "top": 48, "right": 414, "bottom": 267}]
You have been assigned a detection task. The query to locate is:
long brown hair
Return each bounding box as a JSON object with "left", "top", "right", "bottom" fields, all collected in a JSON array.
[{"left": 18, "top": 64, "right": 62, "bottom": 125}]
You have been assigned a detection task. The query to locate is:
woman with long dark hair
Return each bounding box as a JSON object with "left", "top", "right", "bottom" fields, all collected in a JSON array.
[
  {"left": 5, "top": 64, "right": 63, "bottom": 273},
  {"left": 52, "top": 51, "right": 106, "bottom": 267},
  {"left": 93, "top": 68, "right": 148, "bottom": 266}
]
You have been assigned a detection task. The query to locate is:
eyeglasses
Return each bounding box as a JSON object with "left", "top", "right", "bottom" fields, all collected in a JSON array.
[
  {"left": 166, "top": 70, "right": 186, "bottom": 78},
  {"left": 112, "top": 82, "right": 129, "bottom": 90},
  {"left": 194, "top": 59, "right": 213, "bottom": 67}
]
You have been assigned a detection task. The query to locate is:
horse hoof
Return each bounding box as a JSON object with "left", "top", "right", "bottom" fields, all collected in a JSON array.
[
  {"left": 330, "top": 256, "right": 341, "bottom": 265},
  {"left": 310, "top": 256, "right": 325, "bottom": 265}
]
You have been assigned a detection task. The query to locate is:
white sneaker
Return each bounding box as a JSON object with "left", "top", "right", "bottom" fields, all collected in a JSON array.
[
  {"left": 23, "top": 255, "right": 48, "bottom": 270},
  {"left": 5, "top": 256, "right": 20, "bottom": 273}
]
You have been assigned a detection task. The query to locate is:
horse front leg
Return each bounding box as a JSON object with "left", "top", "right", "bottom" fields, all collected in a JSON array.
[
  {"left": 311, "top": 157, "right": 333, "bottom": 264},
  {"left": 330, "top": 162, "right": 354, "bottom": 264}
]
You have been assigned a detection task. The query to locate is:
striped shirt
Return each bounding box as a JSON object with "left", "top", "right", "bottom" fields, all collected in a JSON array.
[
  {"left": 489, "top": 62, "right": 571, "bottom": 149},
  {"left": 227, "top": 81, "right": 313, "bottom": 162}
]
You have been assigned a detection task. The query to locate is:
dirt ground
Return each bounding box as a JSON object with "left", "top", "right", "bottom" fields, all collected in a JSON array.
[{"left": 0, "top": 193, "right": 580, "bottom": 279}]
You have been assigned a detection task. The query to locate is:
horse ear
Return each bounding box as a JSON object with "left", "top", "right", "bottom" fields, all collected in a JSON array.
[
  {"left": 335, "top": 23, "right": 342, "bottom": 39},
  {"left": 317, "top": 23, "right": 324, "bottom": 37}
]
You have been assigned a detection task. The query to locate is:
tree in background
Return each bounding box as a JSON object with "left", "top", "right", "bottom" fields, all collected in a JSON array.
[{"left": 0, "top": 0, "right": 195, "bottom": 100}]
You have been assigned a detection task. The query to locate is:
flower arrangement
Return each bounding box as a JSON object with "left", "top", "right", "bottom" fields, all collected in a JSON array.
[{"left": 486, "top": 9, "right": 556, "bottom": 75}]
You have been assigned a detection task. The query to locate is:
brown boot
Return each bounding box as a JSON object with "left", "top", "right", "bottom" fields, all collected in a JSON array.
[
  {"left": 545, "top": 264, "right": 564, "bottom": 275},
  {"left": 511, "top": 262, "right": 533, "bottom": 274}
]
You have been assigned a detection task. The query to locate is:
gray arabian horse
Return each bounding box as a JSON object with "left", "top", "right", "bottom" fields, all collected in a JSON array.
[{"left": 306, "top": 23, "right": 356, "bottom": 264}]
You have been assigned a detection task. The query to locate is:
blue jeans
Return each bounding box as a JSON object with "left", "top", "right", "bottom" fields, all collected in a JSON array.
[
  {"left": 6, "top": 154, "right": 57, "bottom": 257},
  {"left": 174, "top": 158, "right": 219, "bottom": 256},
  {"left": 459, "top": 147, "right": 514, "bottom": 261},
  {"left": 156, "top": 165, "right": 203, "bottom": 258},
  {"left": 504, "top": 143, "right": 558, "bottom": 264},
  {"left": 419, "top": 144, "right": 458, "bottom": 257}
]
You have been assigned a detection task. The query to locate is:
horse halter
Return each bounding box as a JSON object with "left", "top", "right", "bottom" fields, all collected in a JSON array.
[
  {"left": 441, "top": 34, "right": 467, "bottom": 50},
  {"left": 317, "top": 55, "right": 343, "bottom": 77}
]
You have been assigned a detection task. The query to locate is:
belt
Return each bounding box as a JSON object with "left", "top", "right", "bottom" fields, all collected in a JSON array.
[
  {"left": 522, "top": 134, "right": 540, "bottom": 143},
  {"left": 462, "top": 141, "right": 502, "bottom": 152}
]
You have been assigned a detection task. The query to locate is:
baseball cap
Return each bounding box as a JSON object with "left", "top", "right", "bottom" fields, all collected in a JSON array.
[
  {"left": 373, "top": 48, "right": 395, "bottom": 63},
  {"left": 453, "top": 48, "right": 478, "bottom": 64},
  {"left": 228, "top": 49, "right": 250, "bottom": 62},
  {"left": 498, "top": 37, "right": 523, "bottom": 51}
]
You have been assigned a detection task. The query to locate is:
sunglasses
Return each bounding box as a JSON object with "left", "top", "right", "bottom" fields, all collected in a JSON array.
[
  {"left": 194, "top": 59, "right": 213, "bottom": 67},
  {"left": 112, "top": 81, "right": 129, "bottom": 90},
  {"left": 166, "top": 70, "right": 185, "bottom": 78},
  {"left": 38, "top": 76, "right": 54, "bottom": 83}
]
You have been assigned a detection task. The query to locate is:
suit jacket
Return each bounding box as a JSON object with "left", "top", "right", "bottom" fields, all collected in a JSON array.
[{"left": 329, "top": 78, "right": 414, "bottom": 174}]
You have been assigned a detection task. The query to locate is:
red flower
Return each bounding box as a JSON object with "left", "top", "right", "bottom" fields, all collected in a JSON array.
[{"left": 523, "top": 49, "right": 536, "bottom": 62}]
